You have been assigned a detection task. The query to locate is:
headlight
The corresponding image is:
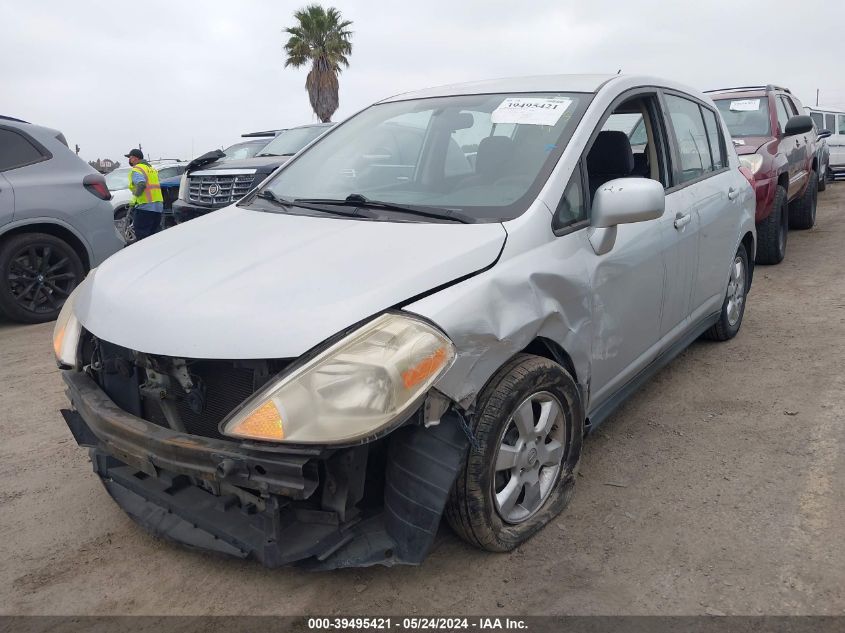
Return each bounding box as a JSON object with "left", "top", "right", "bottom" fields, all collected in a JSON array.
[
  {"left": 738, "top": 154, "right": 764, "bottom": 175},
  {"left": 53, "top": 286, "right": 82, "bottom": 369},
  {"left": 220, "top": 313, "right": 456, "bottom": 444},
  {"left": 178, "top": 172, "right": 188, "bottom": 201}
]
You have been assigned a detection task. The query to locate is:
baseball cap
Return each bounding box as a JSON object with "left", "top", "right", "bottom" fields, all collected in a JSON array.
[{"left": 124, "top": 148, "right": 144, "bottom": 159}]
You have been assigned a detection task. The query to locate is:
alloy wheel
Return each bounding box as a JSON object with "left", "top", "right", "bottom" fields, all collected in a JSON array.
[
  {"left": 7, "top": 243, "right": 78, "bottom": 314},
  {"left": 492, "top": 391, "right": 566, "bottom": 524},
  {"left": 726, "top": 255, "right": 746, "bottom": 327}
]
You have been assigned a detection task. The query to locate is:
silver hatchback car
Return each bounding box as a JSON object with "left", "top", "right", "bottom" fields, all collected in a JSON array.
[{"left": 56, "top": 74, "right": 755, "bottom": 568}]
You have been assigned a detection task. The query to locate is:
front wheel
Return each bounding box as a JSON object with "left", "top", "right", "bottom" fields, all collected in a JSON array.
[
  {"left": 445, "top": 354, "right": 583, "bottom": 552},
  {"left": 789, "top": 171, "right": 818, "bottom": 230},
  {"left": 114, "top": 206, "right": 137, "bottom": 244},
  {"left": 755, "top": 185, "right": 788, "bottom": 265},
  {"left": 703, "top": 244, "right": 749, "bottom": 341},
  {"left": 818, "top": 164, "right": 827, "bottom": 192}
]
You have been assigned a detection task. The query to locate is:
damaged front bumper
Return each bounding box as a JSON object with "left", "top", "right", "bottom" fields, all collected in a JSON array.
[{"left": 61, "top": 370, "right": 469, "bottom": 569}]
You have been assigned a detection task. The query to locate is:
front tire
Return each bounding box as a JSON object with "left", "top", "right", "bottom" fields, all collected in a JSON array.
[
  {"left": 789, "top": 171, "right": 818, "bottom": 230},
  {"left": 755, "top": 185, "right": 788, "bottom": 265},
  {"left": 114, "top": 206, "right": 137, "bottom": 244},
  {"left": 703, "top": 244, "right": 749, "bottom": 341},
  {"left": 0, "top": 232, "right": 85, "bottom": 323},
  {"left": 818, "top": 164, "right": 827, "bottom": 192},
  {"left": 445, "top": 354, "right": 583, "bottom": 552}
]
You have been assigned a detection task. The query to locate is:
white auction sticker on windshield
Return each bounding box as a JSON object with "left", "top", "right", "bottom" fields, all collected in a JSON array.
[
  {"left": 491, "top": 97, "right": 573, "bottom": 126},
  {"left": 729, "top": 99, "right": 761, "bottom": 112}
]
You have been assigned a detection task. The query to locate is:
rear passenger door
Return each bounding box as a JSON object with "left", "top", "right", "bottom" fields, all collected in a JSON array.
[
  {"left": 0, "top": 172, "right": 13, "bottom": 229},
  {"left": 662, "top": 93, "right": 738, "bottom": 326}
]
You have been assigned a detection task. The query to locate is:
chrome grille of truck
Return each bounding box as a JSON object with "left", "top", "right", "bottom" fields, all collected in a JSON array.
[{"left": 187, "top": 172, "right": 256, "bottom": 207}]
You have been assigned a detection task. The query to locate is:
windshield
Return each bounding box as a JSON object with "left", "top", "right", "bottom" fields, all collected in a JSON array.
[
  {"left": 257, "top": 126, "right": 330, "bottom": 157},
  {"left": 104, "top": 168, "right": 131, "bottom": 191},
  {"left": 255, "top": 92, "right": 588, "bottom": 221},
  {"left": 221, "top": 140, "right": 267, "bottom": 161},
  {"left": 714, "top": 97, "right": 771, "bottom": 137}
]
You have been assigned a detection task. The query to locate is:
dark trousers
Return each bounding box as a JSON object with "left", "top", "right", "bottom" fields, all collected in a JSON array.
[{"left": 133, "top": 208, "right": 162, "bottom": 241}]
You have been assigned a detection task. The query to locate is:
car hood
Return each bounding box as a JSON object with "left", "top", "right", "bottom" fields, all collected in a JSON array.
[
  {"left": 74, "top": 206, "right": 507, "bottom": 359},
  {"left": 191, "top": 155, "right": 291, "bottom": 172},
  {"left": 731, "top": 136, "right": 772, "bottom": 155}
]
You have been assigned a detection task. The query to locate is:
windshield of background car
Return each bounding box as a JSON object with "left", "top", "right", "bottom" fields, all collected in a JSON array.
[
  {"left": 257, "top": 126, "right": 329, "bottom": 157},
  {"left": 256, "top": 92, "right": 589, "bottom": 221},
  {"left": 105, "top": 168, "right": 131, "bottom": 191},
  {"left": 221, "top": 140, "right": 267, "bottom": 161},
  {"left": 714, "top": 97, "right": 771, "bottom": 137}
]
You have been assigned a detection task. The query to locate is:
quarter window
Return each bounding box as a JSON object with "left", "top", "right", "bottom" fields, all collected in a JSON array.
[
  {"left": 0, "top": 129, "right": 45, "bottom": 171},
  {"left": 701, "top": 107, "right": 727, "bottom": 170},
  {"left": 775, "top": 98, "right": 791, "bottom": 133},
  {"left": 552, "top": 163, "right": 586, "bottom": 231},
  {"left": 664, "top": 94, "right": 712, "bottom": 183}
]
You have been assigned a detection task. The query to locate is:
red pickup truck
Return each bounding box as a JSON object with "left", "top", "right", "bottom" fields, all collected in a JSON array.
[{"left": 707, "top": 85, "right": 818, "bottom": 264}]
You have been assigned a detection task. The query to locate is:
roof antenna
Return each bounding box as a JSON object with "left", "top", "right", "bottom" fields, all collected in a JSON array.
[{"left": 617, "top": 68, "right": 622, "bottom": 74}]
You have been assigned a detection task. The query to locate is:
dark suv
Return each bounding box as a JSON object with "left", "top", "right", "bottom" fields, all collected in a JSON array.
[
  {"left": 707, "top": 85, "right": 818, "bottom": 264},
  {"left": 173, "top": 123, "right": 333, "bottom": 223}
]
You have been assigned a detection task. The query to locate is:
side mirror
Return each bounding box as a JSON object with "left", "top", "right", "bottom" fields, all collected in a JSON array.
[
  {"left": 784, "top": 115, "right": 813, "bottom": 137},
  {"left": 817, "top": 128, "right": 832, "bottom": 141},
  {"left": 588, "top": 178, "right": 665, "bottom": 255}
]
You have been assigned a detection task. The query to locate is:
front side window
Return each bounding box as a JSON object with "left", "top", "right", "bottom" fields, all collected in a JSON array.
[
  {"left": 157, "top": 166, "right": 185, "bottom": 179},
  {"left": 0, "top": 129, "right": 45, "bottom": 171},
  {"left": 714, "top": 97, "right": 771, "bottom": 137},
  {"left": 665, "top": 94, "right": 712, "bottom": 183},
  {"left": 105, "top": 168, "right": 131, "bottom": 191},
  {"left": 256, "top": 92, "right": 588, "bottom": 221},
  {"left": 810, "top": 112, "right": 824, "bottom": 130}
]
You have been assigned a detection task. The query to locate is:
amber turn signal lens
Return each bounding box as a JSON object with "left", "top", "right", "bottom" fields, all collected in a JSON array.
[
  {"left": 402, "top": 346, "right": 447, "bottom": 389},
  {"left": 228, "top": 401, "right": 285, "bottom": 440}
]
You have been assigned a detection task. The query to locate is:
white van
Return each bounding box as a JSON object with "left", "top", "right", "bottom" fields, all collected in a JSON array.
[{"left": 806, "top": 106, "right": 845, "bottom": 179}]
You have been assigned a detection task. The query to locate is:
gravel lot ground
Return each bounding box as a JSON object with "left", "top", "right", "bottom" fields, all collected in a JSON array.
[{"left": 1, "top": 184, "right": 844, "bottom": 616}]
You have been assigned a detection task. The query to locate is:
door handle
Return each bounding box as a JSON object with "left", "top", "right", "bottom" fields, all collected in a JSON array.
[
  {"left": 728, "top": 187, "right": 739, "bottom": 200},
  {"left": 674, "top": 213, "right": 691, "bottom": 229}
]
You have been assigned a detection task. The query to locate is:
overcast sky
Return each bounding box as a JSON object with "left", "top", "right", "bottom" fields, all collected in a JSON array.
[{"left": 2, "top": 0, "right": 843, "bottom": 162}]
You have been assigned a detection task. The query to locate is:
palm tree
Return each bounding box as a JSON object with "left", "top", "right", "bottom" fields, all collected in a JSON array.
[{"left": 283, "top": 5, "right": 353, "bottom": 123}]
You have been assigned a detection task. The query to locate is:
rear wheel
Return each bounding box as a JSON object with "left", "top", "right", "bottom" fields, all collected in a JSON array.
[
  {"left": 789, "top": 171, "right": 818, "bottom": 230},
  {"left": 703, "top": 244, "right": 749, "bottom": 341},
  {"left": 445, "top": 354, "right": 583, "bottom": 552},
  {"left": 755, "top": 185, "right": 787, "bottom": 265},
  {"left": 0, "top": 233, "right": 85, "bottom": 323}
]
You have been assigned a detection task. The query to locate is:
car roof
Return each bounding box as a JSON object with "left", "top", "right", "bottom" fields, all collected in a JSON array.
[
  {"left": 0, "top": 116, "right": 63, "bottom": 140},
  {"left": 379, "top": 74, "right": 619, "bottom": 102}
]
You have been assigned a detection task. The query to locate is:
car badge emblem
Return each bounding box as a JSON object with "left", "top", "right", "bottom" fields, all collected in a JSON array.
[{"left": 208, "top": 184, "right": 220, "bottom": 195}]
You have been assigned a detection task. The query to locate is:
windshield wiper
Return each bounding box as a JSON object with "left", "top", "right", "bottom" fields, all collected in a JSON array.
[
  {"left": 251, "top": 189, "right": 292, "bottom": 207},
  {"left": 294, "top": 194, "right": 474, "bottom": 224},
  {"left": 247, "top": 189, "right": 373, "bottom": 219},
  {"left": 255, "top": 152, "right": 296, "bottom": 158}
]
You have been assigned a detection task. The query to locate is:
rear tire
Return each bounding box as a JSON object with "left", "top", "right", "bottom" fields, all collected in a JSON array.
[
  {"left": 445, "top": 354, "right": 583, "bottom": 552},
  {"left": 703, "top": 244, "right": 749, "bottom": 342},
  {"left": 0, "top": 232, "right": 85, "bottom": 323},
  {"left": 789, "top": 171, "right": 818, "bottom": 230},
  {"left": 755, "top": 185, "right": 788, "bottom": 265}
]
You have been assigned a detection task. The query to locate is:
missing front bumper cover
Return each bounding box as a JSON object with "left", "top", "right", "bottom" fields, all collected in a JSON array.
[{"left": 61, "top": 370, "right": 470, "bottom": 569}]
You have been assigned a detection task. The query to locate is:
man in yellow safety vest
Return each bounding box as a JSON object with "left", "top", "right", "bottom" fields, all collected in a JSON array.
[{"left": 124, "top": 148, "right": 164, "bottom": 241}]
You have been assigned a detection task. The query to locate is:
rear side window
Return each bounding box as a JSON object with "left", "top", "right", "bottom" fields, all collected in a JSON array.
[
  {"left": 701, "top": 107, "right": 727, "bottom": 170},
  {"left": 664, "top": 94, "right": 712, "bottom": 184},
  {"left": 839, "top": 115, "right": 845, "bottom": 136},
  {"left": 826, "top": 113, "right": 838, "bottom": 133},
  {"left": 0, "top": 129, "right": 46, "bottom": 171}
]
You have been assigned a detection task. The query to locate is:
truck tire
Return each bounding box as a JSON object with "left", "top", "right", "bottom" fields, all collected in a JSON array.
[
  {"left": 756, "top": 185, "right": 788, "bottom": 265},
  {"left": 0, "top": 232, "right": 85, "bottom": 323},
  {"left": 445, "top": 354, "right": 583, "bottom": 552},
  {"left": 789, "top": 170, "right": 818, "bottom": 230},
  {"left": 818, "top": 164, "right": 827, "bottom": 192}
]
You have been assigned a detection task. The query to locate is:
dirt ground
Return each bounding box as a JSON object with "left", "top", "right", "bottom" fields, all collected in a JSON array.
[{"left": 2, "top": 185, "right": 844, "bottom": 616}]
